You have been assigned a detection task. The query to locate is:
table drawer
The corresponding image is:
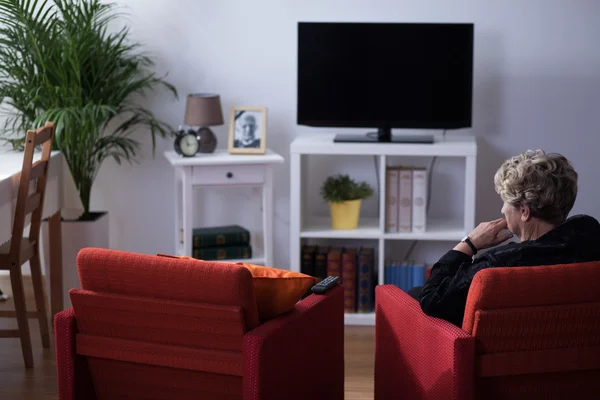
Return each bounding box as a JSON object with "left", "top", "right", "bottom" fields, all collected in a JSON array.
[{"left": 191, "top": 164, "right": 265, "bottom": 185}]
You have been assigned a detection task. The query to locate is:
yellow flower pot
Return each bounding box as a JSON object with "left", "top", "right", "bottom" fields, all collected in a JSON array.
[{"left": 329, "top": 199, "right": 362, "bottom": 230}]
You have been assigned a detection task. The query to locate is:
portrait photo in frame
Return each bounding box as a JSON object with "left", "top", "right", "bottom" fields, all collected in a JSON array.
[{"left": 228, "top": 106, "right": 267, "bottom": 154}]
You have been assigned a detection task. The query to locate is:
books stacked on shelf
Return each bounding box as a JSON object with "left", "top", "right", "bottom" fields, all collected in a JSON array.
[
  {"left": 301, "top": 245, "right": 376, "bottom": 313},
  {"left": 384, "top": 260, "right": 433, "bottom": 291},
  {"left": 191, "top": 225, "right": 252, "bottom": 260},
  {"left": 385, "top": 166, "right": 428, "bottom": 233}
]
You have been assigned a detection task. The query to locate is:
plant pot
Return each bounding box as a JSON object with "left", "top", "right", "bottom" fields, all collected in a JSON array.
[
  {"left": 41, "top": 211, "right": 109, "bottom": 309},
  {"left": 329, "top": 200, "right": 361, "bottom": 230}
]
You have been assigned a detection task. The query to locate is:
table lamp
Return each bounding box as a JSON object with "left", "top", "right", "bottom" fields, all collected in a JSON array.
[{"left": 184, "top": 93, "right": 224, "bottom": 153}]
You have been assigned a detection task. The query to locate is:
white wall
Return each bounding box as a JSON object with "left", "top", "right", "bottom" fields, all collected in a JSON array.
[{"left": 91, "top": 0, "right": 600, "bottom": 267}]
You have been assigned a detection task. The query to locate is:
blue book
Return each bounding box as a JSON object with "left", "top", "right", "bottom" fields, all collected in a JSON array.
[
  {"left": 399, "top": 261, "right": 406, "bottom": 292},
  {"left": 397, "top": 261, "right": 403, "bottom": 290},
  {"left": 406, "top": 261, "right": 415, "bottom": 292},
  {"left": 383, "top": 263, "right": 392, "bottom": 285},
  {"left": 413, "top": 262, "right": 425, "bottom": 287},
  {"left": 395, "top": 261, "right": 402, "bottom": 290},
  {"left": 395, "top": 261, "right": 401, "bottom": 291}
]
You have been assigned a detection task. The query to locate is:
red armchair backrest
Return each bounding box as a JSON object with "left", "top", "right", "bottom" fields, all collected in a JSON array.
[
  {"left": 463, "top": 262, "right": 600, "bottom": 399},
  {"left": 70, "top": 248, "right": 260, "bottom": 400}
]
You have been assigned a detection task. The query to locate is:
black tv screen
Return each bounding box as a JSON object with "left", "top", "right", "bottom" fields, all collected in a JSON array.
[{"left": 297, "top": 22, "right": 474, "bottom": 130}]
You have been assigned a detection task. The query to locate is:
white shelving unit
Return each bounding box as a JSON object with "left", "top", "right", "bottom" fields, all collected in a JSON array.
[{"left": 290, "top": 133, "right": 477, "bottom": 326}]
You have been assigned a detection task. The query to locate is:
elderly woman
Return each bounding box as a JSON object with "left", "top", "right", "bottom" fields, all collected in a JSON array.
[{"left": 415, "top": 149, "right": 600, "bottom": 326}]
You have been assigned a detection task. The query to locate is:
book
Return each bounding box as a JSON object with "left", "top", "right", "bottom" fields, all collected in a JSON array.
[
  {"left": 342, "top": 248, "right": 357, "bottom": 313},
  {"left": 384, "top": 262, "right": 394, "bottom": 286},
  {"left": 357, "top": 247, "right": 375, "bottom": 313},
  {"left": 301, "top": 245, "right": 317, "bottom": 276},
  {"left": 327, "top": 247, "right": 343, "bottom": 278},
  {"left": 314, "top": 246, "right": 330, "bottom": 280},
  {"left": 192, "top": 225, "right": 250, "bottom": 248},
  {"left": 192, "top": 244, "right": 252, "bottom": 261},
  {"left": 371, "top": 261, "right": 378, "bottom": 308},
  {"left": 398, "top": 168, "right": 413, "bottom": 232},
  {"left": 411, "top": 168, "right": 427, "bottom": 233},
  {"left": 300, "top": 245, "right": 317, "bottom": 299},
  {"left": 396, "top": 261, "right": 406, "bottom": 291},
  {"left": 401, "top": 261, "right": 410, "bottom": 291},
  {"left": 385, "top": 167, "right": 399, "bottom": 232},
  {"left": 412, "top": 261, "right": 426, "bottom": 287},
  {"left": 385, "top": 261, "right": 391, "bottom": 285},
  {"left": 384, "top": 260, "right": 426, "bottom": 290}
]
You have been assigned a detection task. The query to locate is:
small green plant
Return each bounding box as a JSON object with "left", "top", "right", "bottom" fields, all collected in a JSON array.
[{"left": 320, "top": 174, "right": 374, "bottom": 203}]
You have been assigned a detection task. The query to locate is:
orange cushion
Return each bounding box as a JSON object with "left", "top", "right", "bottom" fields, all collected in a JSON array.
[
  {"left": 156, "top": 254, "right": 316, "bottom": 322},
  {"left": 236, "top": 262, "right": 316, "bottom": 321}
]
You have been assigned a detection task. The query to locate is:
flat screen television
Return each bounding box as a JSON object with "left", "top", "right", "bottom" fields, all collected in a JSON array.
[{"left": 297, "top": 22, "right": 474, "bottom": 143}]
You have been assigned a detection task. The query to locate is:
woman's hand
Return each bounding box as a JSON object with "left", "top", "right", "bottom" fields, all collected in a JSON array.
[
  {"left": 453, "top": 218, "right": 513, "bottom": 256},
  {"left": 468, "top": 218, "right": 513, "bottom": 250}
]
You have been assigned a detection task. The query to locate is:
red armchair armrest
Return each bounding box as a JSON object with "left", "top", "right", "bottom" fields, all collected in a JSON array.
[
  {"left": 375, "top": 285, "right": 475, "bottom": 400},
  {"left": 243, "top": 285, "right": 344, "bottom": 400},
  {"left": 54, "top": 308, "right": 97, "bottom": 400}
]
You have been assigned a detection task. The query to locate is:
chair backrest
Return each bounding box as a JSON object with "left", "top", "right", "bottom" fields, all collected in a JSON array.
[
  {"left": 10, "top": 122, "right": 54, "bottom": 261},
  {"left": 70, "top": 248, "right": 260, "bottom": 400},
  {"left": 463, "top": 262, "right": 600, "bottom": 399}
]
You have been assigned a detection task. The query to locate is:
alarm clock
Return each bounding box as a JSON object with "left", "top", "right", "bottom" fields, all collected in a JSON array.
[{"left": 174, "top": 128, "right": 199, "bottom": 157}]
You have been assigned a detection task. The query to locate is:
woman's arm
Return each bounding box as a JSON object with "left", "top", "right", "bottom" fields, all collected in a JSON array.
[
  {"left": 418, "top": 218, "right": 512, "bottom": 326},
  {"left": 418, "top": 250, "right": 475, "bottom": 326}
]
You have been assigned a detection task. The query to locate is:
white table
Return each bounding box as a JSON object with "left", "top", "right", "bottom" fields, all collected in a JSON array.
[
  {"left": 164, "top": 149, "right": 284, "bottom": 266},
  {"left": 0, "top": 150, "right": 83, "bottom": 316}
]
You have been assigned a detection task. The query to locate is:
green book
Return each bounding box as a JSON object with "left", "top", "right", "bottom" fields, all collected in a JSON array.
[
  {"left": 192, "top": 225, "right": 250, "bottom": 248},
  {"left": 192, "top": 245, "right": 252, "bottom": 261}
]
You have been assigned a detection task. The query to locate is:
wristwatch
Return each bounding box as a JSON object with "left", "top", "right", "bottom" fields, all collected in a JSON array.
[{"left": 461, "top": 235, "right": 478, "bottom": 255}]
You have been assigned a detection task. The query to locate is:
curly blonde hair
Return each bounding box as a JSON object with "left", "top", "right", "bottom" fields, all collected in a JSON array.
[{"left": 494, "top": 149, "right": 578, "bottom": 225}]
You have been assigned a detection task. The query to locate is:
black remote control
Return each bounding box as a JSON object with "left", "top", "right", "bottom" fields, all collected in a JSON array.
[{"left": 311, "top": 276, "right": 341, "bottom": 294}]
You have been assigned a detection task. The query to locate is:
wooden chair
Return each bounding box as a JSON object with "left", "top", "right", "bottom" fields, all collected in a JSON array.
[{"left": 0, "top": 122, "right": 54, "bottom": 368}]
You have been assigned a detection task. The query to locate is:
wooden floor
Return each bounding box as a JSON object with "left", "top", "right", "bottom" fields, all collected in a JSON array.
[
  {"left": 0, "top": 276, "right": 58, "bottom": 400},
  {"left": 344, "top": 325, "right": 376, "bottom": 400},
  {"left": 0, "top": 276, "right": 375, "bottom": 400}
]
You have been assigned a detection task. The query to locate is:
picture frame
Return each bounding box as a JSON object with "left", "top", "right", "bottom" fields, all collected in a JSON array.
[{"left": 228, "top": 106, "right": 267, "bottom": 154}]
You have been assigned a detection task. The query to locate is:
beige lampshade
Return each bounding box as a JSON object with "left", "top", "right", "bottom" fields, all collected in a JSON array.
[{"left": 184, "top": 93, "right": 224, "bottom": 126}]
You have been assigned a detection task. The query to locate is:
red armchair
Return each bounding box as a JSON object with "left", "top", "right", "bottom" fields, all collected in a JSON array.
[
  {"left": 54, "top": 248, "right": 344, "bottom": 400},
  {"left": 375, "top": 261, "right": 600, "bottom": 400}
]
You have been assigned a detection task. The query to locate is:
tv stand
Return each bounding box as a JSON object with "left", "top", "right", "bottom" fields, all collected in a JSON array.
[
  {"left": 289, "top": 133, "right": 478, "bottom": 325},
  {"left": 334, "top": 127, "right": 434, "bottom": 144}
]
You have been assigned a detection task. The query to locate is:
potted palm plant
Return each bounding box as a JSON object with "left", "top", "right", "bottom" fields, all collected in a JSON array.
[
  {"left": 321, "top": 174, "right": 374, "bottom": 230},
  {"left": 0, "top": 0, "right": 177, "bottom": 302}
]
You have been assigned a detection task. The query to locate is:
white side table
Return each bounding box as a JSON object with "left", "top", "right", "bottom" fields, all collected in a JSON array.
[{"left": 164, "top": 149, "right": 284, "bottom": 266}]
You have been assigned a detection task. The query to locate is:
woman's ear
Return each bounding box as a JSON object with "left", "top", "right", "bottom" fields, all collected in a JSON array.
[{"left": 520, "top": 205, "right": 531, "bottom": 221}]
